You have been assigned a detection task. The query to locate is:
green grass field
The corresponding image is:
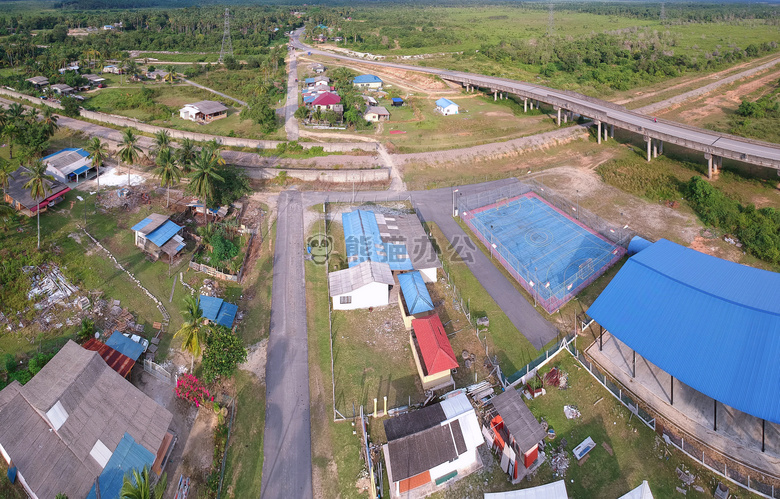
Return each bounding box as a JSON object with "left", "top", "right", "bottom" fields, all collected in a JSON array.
[{"left": 137, "top": 53, "right": 219, "bottom": 63}]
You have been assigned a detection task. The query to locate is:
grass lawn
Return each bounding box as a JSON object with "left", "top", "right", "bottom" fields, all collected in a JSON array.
[
  {"left": 138, "top": 53, "right": 219, "bottom": 63},
  {"left": 222, "top": 369, "right": 266, "bottom": 498},
  {"left": 0, "top": 459, "right": 26, "bottom": 499}
]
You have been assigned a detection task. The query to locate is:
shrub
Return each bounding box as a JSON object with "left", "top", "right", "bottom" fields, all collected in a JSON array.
[
  {"left": 175, "top": 374, "right": 213, "bottom": 408},
  {"left": 201, "top": 325, "right": 247, "bottom": 382}
]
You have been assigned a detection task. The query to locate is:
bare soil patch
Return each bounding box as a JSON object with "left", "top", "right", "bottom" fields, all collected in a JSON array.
[{"left": 688, "top": 235, "right": 745, "bottom": 263}]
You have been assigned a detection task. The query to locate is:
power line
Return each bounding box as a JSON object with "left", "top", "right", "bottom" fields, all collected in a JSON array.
[
  {"left": 219, "top": 8, "right": 233, "bottom": 64},
  {"left": 548, "top": 3, "right": 555, "bottom": 36}
]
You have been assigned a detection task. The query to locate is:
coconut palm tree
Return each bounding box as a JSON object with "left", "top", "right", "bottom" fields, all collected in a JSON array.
[
  {"left": 188, "top": 148, "right": 224, "bottom": 223},
  {"left": 41, "top": 107, "right": 59, "bottom": 137},
  {"left": 0, "top": 159, "right": 13, "bottom": 199},
  {"left": 176, "top": 138, "right": 196, "bottom": 173},
  {"left": 118, "top": 128, "right": 141, "bottom": 187},
  {"left": 119, "top": 465, "right": 167, "bottom": 499},
  {"left": 85, "top": 137, "right": 108, "bottom": 192},
  {"left": 152, "top": 130, "right": 171, "bottom": 157},
  {"left": 22, "top": 160, "right": 54, "bottom": 249},
  {"left": 175, "top": 295, "right": 205, "bottom": 371},
  {"left": 153, "top": 148, "right": 180, "bottom": 208}
]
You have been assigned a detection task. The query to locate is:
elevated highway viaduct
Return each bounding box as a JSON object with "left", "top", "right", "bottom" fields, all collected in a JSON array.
[{"left": 292, "top": 31, "right": 780, "bottom": 178}]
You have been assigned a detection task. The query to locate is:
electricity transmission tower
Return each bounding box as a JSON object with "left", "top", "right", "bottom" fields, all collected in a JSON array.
[
  {"left": 219, "top": 8, "right": 233, "bottom": 64},
  {"left": 660, "top": 3, "right": 666, "bottom": 20},
  {"left": 548, "top": 4, "right": 554, "bottom": 36}
]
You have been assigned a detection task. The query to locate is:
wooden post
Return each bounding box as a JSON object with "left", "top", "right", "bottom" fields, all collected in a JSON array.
[{"left": 383, "top": 396, "right": 387, "bottom": 416}]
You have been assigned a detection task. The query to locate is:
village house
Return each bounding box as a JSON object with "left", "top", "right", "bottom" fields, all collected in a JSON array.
[
  {"left": 131, "top": 214, "right": 186, "bottom": 261},
  {"left": 179, "top": 100, "right": 229, "bottom": 122},
  {"left": 353, "top": 74, "right": 383, "bottom": 90},
  {"left": 42, "top": 147, "right": 95, "bottom": 184},
  {"left": 383, "top": 393, "right": 484, "bottom": 498},
  {"left": 4, "top": 166, "right": 70, "bottom": 216},
  {"left": 310, "top": 92, "right": 342, "bottom": 111},
  {"left": 364, "top": 105, "right": 390, "bottom": 122},
  {"left": 50, "top": 83, "right": 75, "bottom": 95},
  {"left": 25, "top": 76, "right": 49, "bottom": 88},
  {"left": 199, "top": 294, "right": 239, "bottom": 328},
  {"left": 329, "top": 260, "right": 395, "bottom": 310},
  {"left": 0, "top": 341, "right": 175, "bottom": 499},
  {"left": 436, "top": 98, "right": 459, "bottom": 115},
  {"left": 409, "top": 313, "right": 459, "bottom": 391},
  {"left": 102, "top": 65, "right": 124, "bottom": 74},
  {"left": 83, "top": 73, "right": 106, "bottom": 86},
  {"left": 146, "top": 69, "right": 170, "bottom": 80}
]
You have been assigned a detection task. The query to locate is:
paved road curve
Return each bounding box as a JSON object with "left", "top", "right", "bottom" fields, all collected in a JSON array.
[
  {"left": 260, "top": 190, "right": 313, "bottom": 499},
  {"left": 291, "top": 30, "right": 780, "bottom": 169}
]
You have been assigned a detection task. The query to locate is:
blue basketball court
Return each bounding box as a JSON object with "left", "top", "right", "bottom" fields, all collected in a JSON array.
[{"left": 464, "top": 192, "right": 625, "bottom": 313}]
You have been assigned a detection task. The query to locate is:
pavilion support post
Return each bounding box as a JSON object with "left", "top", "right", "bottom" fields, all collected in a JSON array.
[
  {"left": 599, "top": 325, "right": 604, "bottom": 351},
  {"left": 713, "top": 399, "right": 718, "bottom": 431},
  {"left": 670, "top": 375, "right": 674, "bottom": 405},
  {"left": 632, "top": 350, "right": 636, "bottom": 378},
  {"left": 762, "top": 419, "right": 766, "bottom": 452}
]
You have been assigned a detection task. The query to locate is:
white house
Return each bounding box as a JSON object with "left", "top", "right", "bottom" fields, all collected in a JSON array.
[
  {"left": 42, "top": 148, "right": 94, "bottom": 184},
  {"left": 353, "top": 74, "right": 383, "bottom": 90},
  {"left": 50, "top": 83, "right": 75, "bottom": 95},
  {"left": 383, "top": 393, "right": 484, "bottom": 498},
  {"left": 364, "top": 105, "right": 390, "bottom": 122},
  {"left": 179, "top": 100, "right": 229, "bottom": 122},
  {"left": 436, "top": 98, "right": 459, "bottom": 116},
  {"left": 328, "top": 260, "right": 394, "bottom": 310}
]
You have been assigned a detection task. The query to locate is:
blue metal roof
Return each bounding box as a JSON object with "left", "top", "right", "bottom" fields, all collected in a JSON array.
[
  {"left": 199, "top": 295, "right": 237, "bottom": 328},
  {"left": 392, "top": 97, "right": 404, "bottom": 103},
  {"left": 105, "top": 332, "right": 144, "bottom": 361},
  {"left": 305, "top": 77, "right": 315, "bottom": 84},
  {"left": 146, "top": 220, "right": 182, "bottom": 247},
  {"left": 86, "top": 433, "right": 155, "bottom": 499},
  {"left": 342, "top": 210, "right": 412, "bottom": 271},
  {"left": 587, "top": 239, "right": 780, "bottom": 423},
  {"left": 303, "top": 95, "right": 316, "bottom": 103},
  {"left": 131, "top": 217, "right": 152, "bottom": 232},
  {"left": 41, "top": 148, "right": 89, "bottom": 161},
  {"left": 353, "top": 74, "right": 382, "bottom": 84},
  {"left": 72, "top": 164, "right": 91, "bottom": 176},
  {"left": 436, "top": 98, "right": 457, "bottom": 108},
  {"left": 398, "top": 271, "right": 434, "bottom": 315}
]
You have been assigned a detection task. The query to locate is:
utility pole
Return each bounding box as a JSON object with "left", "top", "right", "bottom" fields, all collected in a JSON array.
[{"left": 219, "top": 8, "right": 233, "bottom": 64}]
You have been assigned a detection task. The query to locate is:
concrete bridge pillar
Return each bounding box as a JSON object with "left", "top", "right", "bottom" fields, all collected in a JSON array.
[
  {"left": 653, "top": 140, "right": 658, "bottom": 159},
  {"left": 603, "top": 124, "right": 608, "bottom": 142},
  {"left": 493, "top": 90, "right": 497, "bottom": 101},
  {"left": 659, "top": 140, "right": 663, "bottom": 155},
  {"left": 563, "top": 110, "right": 568, "bottom": 124},
  {"left": 556, "top": 107, "right": 561, "bottom": 127},
  {"left": 596, "top": 121, "right": 602, "bottom": 144},
  {"left": 646, "top": 137, "right": 652, "bottom": 162},
  {"left": 524, "top": 98, "right": 528, "bottom": 113},
  {"left": 706, "top": 153, "right": 713, "bottom": 179},
  {"left": 610, "top": 124, "right": 614, "bottom": 138}
]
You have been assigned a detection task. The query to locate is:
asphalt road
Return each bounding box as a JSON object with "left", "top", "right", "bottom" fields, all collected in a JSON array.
[
  {"left": 260, "top": 190, "right": 313, "bottom": 499},
  {"left": 290, "top": 30, "right": 780, "bottom": 165}
]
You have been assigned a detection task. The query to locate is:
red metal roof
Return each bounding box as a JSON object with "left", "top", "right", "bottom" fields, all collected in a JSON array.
[
  {"left": 32, "top": 186, "right": 71, "bottom": 213},
  {"left": 312, "top": 92, "right": 341, "bottom": 106},
  {"left": 82, "top": 338, "right": 135, "bottom": 378},
  {"left": 412, "top": 313, "right": 459, "bottom": 375}
]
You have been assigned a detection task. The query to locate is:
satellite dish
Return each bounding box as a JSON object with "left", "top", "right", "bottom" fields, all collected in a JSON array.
[{"left": 94, "top": 332, "right": 100, "bottom": 339}]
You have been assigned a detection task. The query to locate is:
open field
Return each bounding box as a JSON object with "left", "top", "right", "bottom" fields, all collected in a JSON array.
[{"left": 137, "top": 53, "right": 220, "bottom": 63}]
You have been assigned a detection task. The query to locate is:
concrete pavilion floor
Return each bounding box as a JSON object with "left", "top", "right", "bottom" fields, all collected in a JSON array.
[{"left": 586, "top": 332, "right": 780, "bottom": 477}]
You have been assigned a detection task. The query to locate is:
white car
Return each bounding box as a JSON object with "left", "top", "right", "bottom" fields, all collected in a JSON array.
[{"left": 123, "top": 332, "right": 150, "bottom": 352}]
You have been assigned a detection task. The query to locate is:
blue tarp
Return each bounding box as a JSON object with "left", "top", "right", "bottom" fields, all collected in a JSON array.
[
  {"left": 398, "top": 271, "right": 434, "bottom": 315},
  {"left": 353, "top": 74, "right": 382, "bottom": 84},
  {"left": 146, "top": 220, "right": 182, "bottom": 247},
  {"left": 86, "top": 433, "right": 155, "bottom": 499},
  {"left": 342, "top": 210, "right": 412, "bottom": 271},
  {"left": 106, "top": 332, "right": 144, "bottom": 361},
  {"left": 199, "top": 295, "right": 237, "bottom": 328},
  {"left": 587, "top": 238, "right": 780, "bottom": 423}
]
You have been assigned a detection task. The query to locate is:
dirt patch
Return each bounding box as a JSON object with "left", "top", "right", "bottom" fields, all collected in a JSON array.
[
  {"left": 180, "top": 407, "right": 218, "bottom": 477},
  {"left": 240, "top": 338, "right": 268, "bottom": 383},
  {"left": 484, "top": 111, "right": 513, "bottom": 117},
  {"left": 688, "top": 235, "right": 745, "bottom": 263}
]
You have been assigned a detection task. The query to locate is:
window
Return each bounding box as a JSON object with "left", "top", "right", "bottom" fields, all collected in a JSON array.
[{"left": 340, "top": 296, "right": 352, "bottom": 305}]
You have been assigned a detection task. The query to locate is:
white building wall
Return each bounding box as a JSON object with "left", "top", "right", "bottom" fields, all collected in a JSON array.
[
  {"left": 419, "top": 267, "right": 438, "bottom": 283},
  {"left": 428, "top": 448, "right": 479, "bottom": 483},
  {"left": 438, "top": 104, "right": 459, "bottom": 116},
  {"left": 180, "top": 106, "right": 196, "bottom": 121},
  {"left": 44, "top": 156, "right": 91, "bottom": 183},
  {"left": 332, "top": 281, "right": 390, "bottom": 310}
]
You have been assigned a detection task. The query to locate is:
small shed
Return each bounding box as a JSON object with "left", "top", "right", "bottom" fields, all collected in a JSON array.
[
  {"left": 436, "top": 98, "right": 459, "bottom": 116},
  {"left": 329, "top": 260, "right": 394, "bottom": 310},
  {"left": 364, "top": 105, "right": 390, "bottom": 123},
  {"left": 83, "top": 74, "right": 106, "bottom": 86},
  {"left": 488, "top": 388, "right": 547, "bottom": 482},
  {"left": 42, "top": 148, "right": 94, "bottom": 184},
  {"left": 25, "top": 76, "right": 49, "bottom": 88},
  {"left": 410, "top": 313, "right": 459, "bottom": 390},
  {"left": 619, "top": 481, "right": 654, "bottom": 499},
  {"left": 50, "top": 83, "right": 75, "bottom": 95},
  {"left": 353, "top": 74, "right": 383, "bottom": 90},
  {"left": 199, "top": 295, "right": 238, "bottom": 328},
  {"left": 391, "top": 97, "right": 404, "bottom": 107},
  {"left": 131, "top": 214, "right": 185, "bottom": 261}
]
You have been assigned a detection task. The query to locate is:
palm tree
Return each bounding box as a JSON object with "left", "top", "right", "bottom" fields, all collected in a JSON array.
[
  {"left": 153, "top": 148, "right": 180, "bottom": 208},
  {"left": 176, "top": 138, "right": 196, "bottom": 173},
  {"left": 41, "top": 107, "right": 59, "bottom": 137},
  {"left": 0, "top": 159, "right": 13, "bottom": 200},
  {"left": 22, "top": 160, "right": 54, "bottom": 249},
  {"left": 152, "top": 130, "right": 171, "bottom": 157},
  {"left": 119, "top": 466, "right": 167, "bottom": 499},
  {"left": 118, "top": 129, "right": 141, "bottom": 187},
  {"left": 188, "top": 148, "right": 224, "bottom": 223},
  {"left": 3, "top": 122, "right": 19, "bottom": 159},
  {"left": 85, "top": 137, "right": 108, "bottom": 192},
  {"left": 175, "top": 295, "right": 205, "bottom": 371}
]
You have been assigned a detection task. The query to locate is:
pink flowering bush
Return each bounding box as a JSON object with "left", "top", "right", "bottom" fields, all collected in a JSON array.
[{"left": 175, "top": 374, "right": 214, "bottom": 408}]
